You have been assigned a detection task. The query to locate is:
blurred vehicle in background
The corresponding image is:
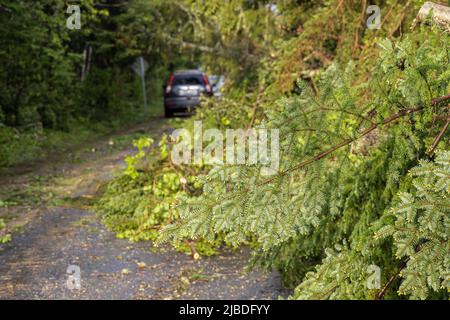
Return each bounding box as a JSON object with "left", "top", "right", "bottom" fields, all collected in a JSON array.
[{"left": 163, "top": 70, "right": 212, "bottom": 117}]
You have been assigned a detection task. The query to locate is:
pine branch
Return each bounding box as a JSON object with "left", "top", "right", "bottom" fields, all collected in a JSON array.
[
  {"left": 170, "top": 95, "right": 450, "bottom": 220},
  {"left": 259, "top": 95, "right": 450, "bottom": 186},
  {"left": 206, "top": 96, "right": 447, "bottom": 205},
  {"left": 433, "top": 94, "right": 450, "bottom": 104}
]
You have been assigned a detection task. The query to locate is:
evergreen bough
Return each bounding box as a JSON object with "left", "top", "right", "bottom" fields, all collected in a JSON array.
[{"left": 158, "top": 27, "right": 450, "bottom": 299}]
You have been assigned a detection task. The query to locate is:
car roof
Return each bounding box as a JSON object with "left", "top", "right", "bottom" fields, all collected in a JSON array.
[{"left": 173, "top": 69, "right": 203, "bottom": 75}]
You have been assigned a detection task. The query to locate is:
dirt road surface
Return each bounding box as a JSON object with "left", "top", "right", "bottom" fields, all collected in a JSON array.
[{"left": 0, "top": 117, "right": 288, "bottom": 300}]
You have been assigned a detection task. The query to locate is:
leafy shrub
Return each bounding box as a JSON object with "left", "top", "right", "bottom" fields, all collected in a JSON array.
[
  {"left": 95, "top": 135, "right": 222, "bottom": 255},
  {"left": 0, "top": 218, "right": 12, "bottom": 244}
]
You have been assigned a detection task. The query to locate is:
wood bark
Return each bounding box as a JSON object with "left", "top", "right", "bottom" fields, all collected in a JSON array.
[{"left": 412, "top": 2, "right": 450, "bottom": 32}]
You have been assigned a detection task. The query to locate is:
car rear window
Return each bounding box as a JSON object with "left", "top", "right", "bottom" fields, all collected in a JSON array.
[{"left": 173, "top": 74, "right": 204, "bottom": 85}]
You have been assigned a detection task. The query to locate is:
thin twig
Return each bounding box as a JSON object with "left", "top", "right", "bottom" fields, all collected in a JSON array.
[
  {"left": 246, "top": 85, "right": 266, "bottom": 130},
  {"left": 375, "top": 259, "right": 409, "bottom": 300},
  {"left": 427, "top": 113, "right": 450, "bottom": 155}
]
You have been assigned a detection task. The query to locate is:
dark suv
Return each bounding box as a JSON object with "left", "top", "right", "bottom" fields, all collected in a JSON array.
[{"left": 163, "top": 70, "right": 212, "bottom": 117}]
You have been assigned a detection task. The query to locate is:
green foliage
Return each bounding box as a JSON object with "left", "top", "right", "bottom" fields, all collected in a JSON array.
[
  {"left": 0, "top": 0, "right": 100, "bottom": 129},
  {"left": 0, "top": 234, "right": 11, "bottom": 244},
  {"left": 0, "top": 218, "right": 12, "bottom": 244},
  {"left": 157, "top": 25, "right": 450, "bottom": 299},
  {"left": 0, "top": 118, "right": 118, "bottom": 168},
  {"left": 0, "top": 0, "right": 196, "bottom": 169},
  {"left": 0, "top": 125, "right": 42, "bottom": 167},
  {"left": 291, "top": 244, "right": 370, "bottom": 299},
  {"left": 375, "top": 151, "right": 449, "bottom": 299},
  {"left": 124, "top": 137, "right": 154, "bottom": 179},
  {"left": 78, "top": 0, "right": 449, "bottom": 300},
  {"left": 95, "top": 133, "right": 222, "bottom": 256}
]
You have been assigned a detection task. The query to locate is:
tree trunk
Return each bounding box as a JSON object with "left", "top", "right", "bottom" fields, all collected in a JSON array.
[{"left": 413, "top": 2, "right": 450, "bottom": 32}]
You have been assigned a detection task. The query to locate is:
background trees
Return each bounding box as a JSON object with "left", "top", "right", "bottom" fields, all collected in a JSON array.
[{"left": 0, "top": 0, "right": 197, "bottom": 167}]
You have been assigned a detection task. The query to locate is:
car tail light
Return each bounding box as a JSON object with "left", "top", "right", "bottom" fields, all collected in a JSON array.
[
  {"left": 166, "top": 74, "right": 174, "bottom": 94},
  {"left": 203, "top": 74, "right": 212, "bottom": 94}
]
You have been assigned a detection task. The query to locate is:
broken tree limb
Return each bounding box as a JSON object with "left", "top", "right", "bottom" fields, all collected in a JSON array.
[
  {"left": 427, "top": 112, "right": 450, "bottom": 155},
  {"left": 412, "top": 2, "right": 450, "bottom": 32}
]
